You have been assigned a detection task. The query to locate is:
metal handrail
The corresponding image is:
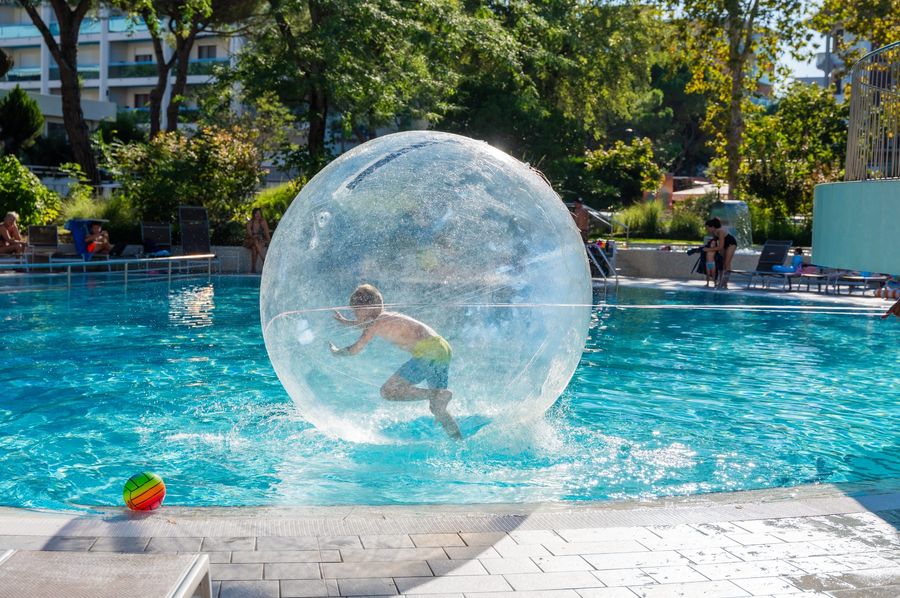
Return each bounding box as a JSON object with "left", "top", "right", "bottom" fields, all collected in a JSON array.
[
  {"left": 0, "top": 253, "right": 217, "bottom": 288},
  {"left": 845, "top": 40, "right": 900, "bottom": 181}
]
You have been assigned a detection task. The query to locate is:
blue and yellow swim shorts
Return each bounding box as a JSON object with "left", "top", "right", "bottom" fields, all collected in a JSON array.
[{"left": 396, "top": 336, "right": 452, "bottom": 389}]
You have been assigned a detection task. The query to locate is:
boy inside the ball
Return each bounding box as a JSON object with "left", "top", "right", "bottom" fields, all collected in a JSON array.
[{"left": 329, "top": 284, "right": 462, "bottom": 439}]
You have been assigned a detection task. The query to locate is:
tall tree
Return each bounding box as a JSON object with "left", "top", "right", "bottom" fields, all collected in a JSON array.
[
  {"left": 17, "top": 0, "right": 100, "bottom": 183},
  {"left": 664, "top": 0, "right": 809, "bottom": 199},
  {"left": 230, "top": 0, "right": 466, "bottom": 166},
  {"left": 117, "top": 0, "right": 258, "bottom": 136}
]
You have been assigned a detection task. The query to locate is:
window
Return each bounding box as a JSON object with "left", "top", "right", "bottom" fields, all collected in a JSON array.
[
  {"left": 134, "top": 54, "right": 153, "bottom": 63},
  {"left": 133, "top": 93, "right": 151, "bottom": 108},
  {"left": 197, "top": 45, "right": 217, "bottom": 60}
]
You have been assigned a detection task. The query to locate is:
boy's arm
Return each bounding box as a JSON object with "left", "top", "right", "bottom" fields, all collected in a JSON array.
[
  {"left": 330, "top": 323, "right": 377, "bottom": 356},
  {"left": 333, "top": 310, "right": 358, "bottom": 326}
]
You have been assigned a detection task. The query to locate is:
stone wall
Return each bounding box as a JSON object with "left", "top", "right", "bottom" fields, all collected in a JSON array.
[{"left": 613, "top": 249, "right": 761, "bottom": 280}]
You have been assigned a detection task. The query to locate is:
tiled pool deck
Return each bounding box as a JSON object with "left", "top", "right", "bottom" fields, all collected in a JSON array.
[{"left": 2, "top": 483, "right": 898, "bottom": 597}]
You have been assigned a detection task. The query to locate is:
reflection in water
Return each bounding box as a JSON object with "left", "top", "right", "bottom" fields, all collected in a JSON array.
[{"left": 168, "top": 283, "right": 215, "bottom": 328}]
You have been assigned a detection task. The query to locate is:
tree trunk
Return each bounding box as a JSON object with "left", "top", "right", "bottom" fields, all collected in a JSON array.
[
  {"left": 19, "top": 0, "right": 99, "bottom": 183},
  {"left": 145, "top": 12, "right": 172, "bottom": 138},
  {"left": 725, "top": 7, "right": 745, "bottom": 202},
  {"left": 305, "top": 0, "right": 328, "bottom": 160},
  {"left": 165, "top": 27, "right": 199, "bottom": 133}
]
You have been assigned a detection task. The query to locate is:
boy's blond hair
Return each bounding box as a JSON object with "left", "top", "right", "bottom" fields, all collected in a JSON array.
[{"left": 349, "top": 284, "right": 384, "bottom": 315}]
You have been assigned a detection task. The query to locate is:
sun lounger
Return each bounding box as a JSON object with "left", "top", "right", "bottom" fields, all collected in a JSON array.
[
  {"left": 835, "top": 273, "right": 889, "bottom": 295},
  {"left": 0, "top": 550, "right": 210, "bottom": 598},
  {"left": 729, "top": 240, "right": 794, "bottom": 290}
]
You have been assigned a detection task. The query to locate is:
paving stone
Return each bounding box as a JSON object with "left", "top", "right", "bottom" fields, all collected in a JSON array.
[
  {"left": 826, "top": 567, "right": 900, "bottom": 589},
  {"left": 340, "top": 547, "right": 448, "bottom": 562},
  {"left": 145, "top": 537, "right": 203, "bottom": 552},
  {"left": 809, "top": 539, "right": 876, "bottom": 555},
  {"left": 831, "top": 553, "right": 899, "bottom": 570},
  {"left": 257, "top": 536, "right": 319, "bottom": 551},
  {"left": 533, "top": 555, "right": 594, "bottom": 572},
  {"left": 410, "top": 533, "right": 465, "bottom": 548},
  {"left": 729, "top": 576, "right": 802, "bottom": 595},
  {"left": 319, "top": 535, "right": 364, "bottom": 549},
  {"left": 592, "top": 568, "right": 656, "bottom": 587},
  {"left": 585, "top": 551, "right": 690, "bottom": 571},
  {"left": 88, "top": 536, "right": 151, "bottom": 552},
  {"left": 461, "top": 532, "right": 510, "bottom": 546},
  {"left": 445, "top": 546, "right": 501, "bottom": 560},
  {"left": 41, "top": 537, "right": 96, "bottom": 551},
  {"left": 641, "top": 565, "right": 708, "bottom": 584},
  {"left": 480, "top": 557, "right": 543, "bottom": 575},
  {"left": 786, "top": 556, "right": 845, "bottom": 574},
  {"left": 493, "top": 542, "right": 553, "bottom": 558},
  {"left": 204, "top": 552, "right": 232, "bottom": 564},
  {"left": 336, "top": 577, "right": 398, "bottom": 596},
  {"left": 509, "top": 530, "right": 564, "bottom": 545},
  {"left": 576, "top": 589, "right": 645, "bottom": 598},
  {"left": 724, "top": 543, "right": 825, "bottom": 562},
  {"left": 402, "top": 594, "right": 464, "bottom": 598},
  {"left": 691, "top": 560, "right": 805, "bottom": 581},
  {"left": 323, "top": 561, "right": 431, "bottom": 579},
  {"left": 219, "top": 580, "right": 279, "bottom": 598},
  {"left": 545, "top": 541, "right": 648, "bottom": 556},
  {"left": 396, "top": 574, "right": 511, "bottom": 594},
  {"left": 361, "top": 535, "right": 415, "bottom": 549},
  {"left": 627, "top": 580, "right": 750, "bottom": 597},
  {"left": 280, "top": 579, "right": 332, "bottom": 597},
  {"left": 427, "top": 558, "right": 488, "bottom": 576},
  {"left": 725, "top": 534, "right": 785, "bottom": 546},
  {"left": 0, "top": 536, "right": 59, "bottom": 550},
  {"left": 233, "top": 550, "right": 330, "bottom": 563},
  {"left": 677, "top": 548, "right": 743, "bottom": 565},
  {"left": 829, "top": 586, "right": 900, "bottom": 598},
  {"left": 466, "top": 591, "right": 581, "bottom": 598},
  {"left": 640, "top": 527, "right": 738, "bottom": 551},
  {"left": 504, "top": 571, "right": 606, "bottom": 591},
  {"left": 265, "top": 561, "right": 321, "bottom": 580},
  {"left": 203, "top": 537, "right": 256, "bottom": 552},
  {"left": 782, "top": 573, "right": 856, "bottom": 593},
  {"left": 556, "top": 528, "right": 659, "bottom": 544},
  {"left": 211, "top": 563, "right": 265, "bottom": 581}
]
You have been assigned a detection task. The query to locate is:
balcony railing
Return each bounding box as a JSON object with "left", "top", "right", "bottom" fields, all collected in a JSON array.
[
  {"left": 845, "top": 41, "right": 900, "bottom": 180},
  {"left": 1, "top": 66, "right": 41, "bottom": 82},
  {"left": 0, "top": 16, "right": 148, "bottom": 40}
]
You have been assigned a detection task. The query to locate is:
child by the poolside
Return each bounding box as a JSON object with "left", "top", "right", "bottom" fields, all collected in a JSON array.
[
  {"left": 703, "top": 238, "right": 719, "bottom": 287},
  {"left": 329, "top": 284, "right": 462, "bottom": 439}
]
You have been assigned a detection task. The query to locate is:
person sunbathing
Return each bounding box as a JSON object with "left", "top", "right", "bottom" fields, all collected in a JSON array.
[{"left": 0, "top": 212, "right": 25, "bottom": 256}]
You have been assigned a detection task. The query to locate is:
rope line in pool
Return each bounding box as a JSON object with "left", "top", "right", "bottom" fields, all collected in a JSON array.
[{"left": 265, "top": 302, "right": 887, "bottom": 333}]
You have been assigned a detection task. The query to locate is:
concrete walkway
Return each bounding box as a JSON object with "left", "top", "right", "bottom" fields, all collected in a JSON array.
[{"left": 1, "top": 484, "right": 898, "bottom": 597}]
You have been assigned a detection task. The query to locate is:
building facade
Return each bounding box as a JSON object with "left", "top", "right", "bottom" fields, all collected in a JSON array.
[{"left": 0, "top": 4, "right": 239, "bottom": 130}]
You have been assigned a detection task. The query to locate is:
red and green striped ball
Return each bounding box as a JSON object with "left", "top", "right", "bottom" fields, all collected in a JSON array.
[{"left": 123, "top": 472, "right": 166, "bottom": 511}]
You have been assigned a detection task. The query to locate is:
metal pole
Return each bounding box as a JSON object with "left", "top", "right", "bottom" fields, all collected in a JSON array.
[{"left": 67, "top": 266, "right": 71, "bottom": 288}]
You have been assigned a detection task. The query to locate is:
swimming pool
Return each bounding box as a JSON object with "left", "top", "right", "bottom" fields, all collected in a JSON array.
[{"left": 2, "top": 276, "right": 897, "bottom": 509}]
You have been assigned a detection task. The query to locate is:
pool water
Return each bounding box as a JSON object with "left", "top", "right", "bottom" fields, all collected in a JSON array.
[{"left": 1, "top": 276, "right": 898, "bottom": 509}]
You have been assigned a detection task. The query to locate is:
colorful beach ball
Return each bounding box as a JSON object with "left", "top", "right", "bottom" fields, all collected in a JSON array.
[{"left": 123, "top": 472, "right": 166, "bottom": 511}]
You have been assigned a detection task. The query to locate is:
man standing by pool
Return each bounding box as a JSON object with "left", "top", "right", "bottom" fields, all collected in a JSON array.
[{"left": 572, "top": 198, "right": 590, "bottom": 243}]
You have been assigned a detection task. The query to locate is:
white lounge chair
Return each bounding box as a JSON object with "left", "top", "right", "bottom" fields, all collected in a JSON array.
[{"left": 0, "top": 549, "right": 211, "bottom": 598}]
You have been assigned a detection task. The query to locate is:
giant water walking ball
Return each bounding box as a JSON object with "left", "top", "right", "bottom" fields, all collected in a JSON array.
[
  {"left": 123, "top": 472, "right": 166, "bottom": 511},
  {"left": 261, "top": 131, "right": 591, "bottom": 442}
]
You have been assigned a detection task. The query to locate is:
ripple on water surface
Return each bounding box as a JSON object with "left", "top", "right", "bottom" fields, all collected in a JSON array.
[{"left": 1, "top": 277, "right": 897, "bottom": 508}]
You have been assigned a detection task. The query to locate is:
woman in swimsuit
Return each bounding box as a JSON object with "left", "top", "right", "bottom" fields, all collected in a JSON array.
[
  {"left": 0, "top": 212, "right": 25, "bottom": 256},
  {"left": 245, "top": 208, "right": 271, "bottom": 274},
  {"left": 705, "top": 217, "right": 737, "bottom": 289}
]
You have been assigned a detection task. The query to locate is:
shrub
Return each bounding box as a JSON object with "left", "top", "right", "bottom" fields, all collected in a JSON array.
[
  {"left": 616, "top": 199, "right": 664, "bottom": 237},
  {"left": 58, "top": 163, "right": 140, "bottom": 243},
  {"left": 0, "top": 155, "right": 60, "bottom": 226},
  {"left": 0, "top": 85, "right": 44, "bottom": 156},
  {"left": 666, "top": 208, "right": 704, "bottom": 240},
  {"left": 584, "top": 138, "right": 664, "bottom": 208},
  {"left": 104, "top": 125, "right": 266, "bottom": 239},
  {"left": 252, "top": 179, "right": 304, "bottom": 228},
  {"left": 748, "top": 203, "right": 811, "bottom": 246}
]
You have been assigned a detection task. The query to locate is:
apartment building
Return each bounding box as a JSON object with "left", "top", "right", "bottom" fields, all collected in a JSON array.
[{"left": 0, "top": 4, "right": 240, "bottom": 130}]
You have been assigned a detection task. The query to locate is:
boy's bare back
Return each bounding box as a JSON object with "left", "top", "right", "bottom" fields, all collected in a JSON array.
[{"left": 366, "top": 312, "right": 440, "bottom": 352}]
